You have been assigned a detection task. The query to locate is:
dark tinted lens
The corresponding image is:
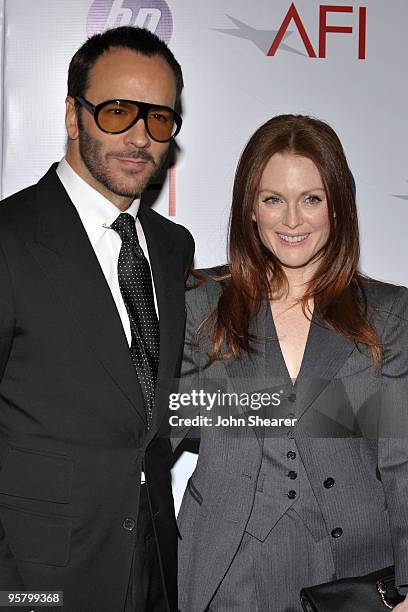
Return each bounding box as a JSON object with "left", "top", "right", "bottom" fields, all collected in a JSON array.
[
  {"left": 97, "top": 101, "right": 138, "bottom": 133},
  {"left": 146, "top": 108, "right": 176, "bottom": 142}
]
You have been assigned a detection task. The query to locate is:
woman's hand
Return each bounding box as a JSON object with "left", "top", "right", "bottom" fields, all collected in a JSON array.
[{"left": 394, "top": 594, "right": 408, "bottom": 610}]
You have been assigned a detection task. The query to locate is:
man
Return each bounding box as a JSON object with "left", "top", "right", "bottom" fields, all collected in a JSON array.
[{"left": 0, "top": 26, "right": 194, "bottom": 612}]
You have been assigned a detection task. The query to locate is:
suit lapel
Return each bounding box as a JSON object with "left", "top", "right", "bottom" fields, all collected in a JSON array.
[
  {"left": 223, "top": 301, "right": 356, "bottom": 433},
  {"left": 223, "top": 301, "right": 288, "bottom": 441},
  {"left": 26, "top": 166, "right": 147, "bottom": 424},
  {"left": 296, "top": 308, "right": 356, "bottom": 422},
  {"left": 138, "top": 205, "right": 186, "bottom": 434}
]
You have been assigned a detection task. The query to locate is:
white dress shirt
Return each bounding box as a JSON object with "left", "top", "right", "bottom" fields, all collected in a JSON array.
[{"left": 56, "top": 158, "right": 158, "bottom": 348}]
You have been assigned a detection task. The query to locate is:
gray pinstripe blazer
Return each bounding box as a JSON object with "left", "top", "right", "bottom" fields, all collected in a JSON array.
[{"left": 175, "top": 271, "right": 408, "bottom": 612}]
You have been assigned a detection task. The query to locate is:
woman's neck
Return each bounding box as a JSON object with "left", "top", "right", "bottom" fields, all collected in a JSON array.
[{"left": 273, "top": 263, "right": 317, "bottom": 302}]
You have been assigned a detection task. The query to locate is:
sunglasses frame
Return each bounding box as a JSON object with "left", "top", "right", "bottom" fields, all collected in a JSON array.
[{"left": 75, "top": 96, "right": 182, "bottom": 142}]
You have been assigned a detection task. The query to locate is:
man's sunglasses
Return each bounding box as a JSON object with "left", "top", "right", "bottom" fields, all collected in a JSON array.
[{"left": 75, "top": 96, "right": 182, "bottom": 143}]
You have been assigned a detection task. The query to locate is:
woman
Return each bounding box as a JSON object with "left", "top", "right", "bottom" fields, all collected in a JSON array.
[{"left": 175, "top": 115, "right": 408, "bottom": 612}]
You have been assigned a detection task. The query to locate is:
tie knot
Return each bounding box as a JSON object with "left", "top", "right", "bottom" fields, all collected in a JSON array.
[{"left": 111, "top": 213, "right": 139, "bottom": 244}]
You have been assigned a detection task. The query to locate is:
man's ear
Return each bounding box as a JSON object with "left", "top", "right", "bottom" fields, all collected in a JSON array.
[{"left": 65, "top": 96, "right": 80, "bottom": 140}]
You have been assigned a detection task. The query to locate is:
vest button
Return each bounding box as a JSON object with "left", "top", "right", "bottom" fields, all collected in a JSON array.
[
  {"left": 287, "top": 451, "right": 296, "bottom": 460},
  {"left": 324, "top": 477, "right": 335, "bottom": 488},
  {"left": 288, "top": 393, "right": 296, "bottom": 403},
  {"left": 288, "top": 471, "right": 298, "bottom": 480},
  {"left": 287, "top": 430, "right": 295, "bottom": 439},
  {"left": 122, "top": 517, "right": 136, "bottom": 531},
  {"left": 331, "top": 527, "right": 343, "bottom": 538},
  {"left": 287, "top": 490, "right": 297, "bottom": 499}
]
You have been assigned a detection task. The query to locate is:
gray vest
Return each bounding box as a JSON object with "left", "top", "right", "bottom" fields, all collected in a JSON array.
[
  {"left": 245, "top": 311, "right": 328, "bottom": 543},
  {"left": 245, "top": 424, "right": 327, "bottom": 542}
]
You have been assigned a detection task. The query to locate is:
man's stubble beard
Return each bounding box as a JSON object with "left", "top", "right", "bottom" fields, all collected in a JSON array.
[{"left": 77, "top": 118, "right": 168, "bottom": 199}]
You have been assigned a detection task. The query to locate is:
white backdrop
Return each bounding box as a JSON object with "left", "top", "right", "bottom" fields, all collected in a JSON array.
[{"left": 1, "top": 0, "right": 407, "bottom": 512}]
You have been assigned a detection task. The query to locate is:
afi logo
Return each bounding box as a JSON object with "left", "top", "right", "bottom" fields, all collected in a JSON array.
[
  {"left": 269, "top": 3, "right": 367, "bottom": 59},
  {"left": 87, "top": 0, "right": 173, "bottom": 43}
]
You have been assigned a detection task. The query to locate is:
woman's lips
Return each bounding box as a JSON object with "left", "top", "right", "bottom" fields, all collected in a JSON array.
[{"left": 276, "top": 232, "right": 310, "bottom": 246}]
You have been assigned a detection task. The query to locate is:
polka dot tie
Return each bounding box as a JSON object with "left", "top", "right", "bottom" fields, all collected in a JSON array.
[{"left": 111, "top": 213, "right": 159, "bottom": 425}]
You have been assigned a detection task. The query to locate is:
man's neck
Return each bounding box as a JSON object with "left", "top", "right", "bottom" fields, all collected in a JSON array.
[{"left": 65, "top": 152, "right": 134, "bottom": 211}]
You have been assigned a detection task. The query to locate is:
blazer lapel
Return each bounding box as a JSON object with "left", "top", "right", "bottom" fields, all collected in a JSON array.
[
  {"left": 296, "top": 308, "right": 356, "bottom": 422},
  {"left": 223, "top": 301, "right": 288, "bottom": 441},
  {"left": 223, "top": 301, "right": 356, "bottom": 435},
  {"left": 138, "top": 205, "right": 186, "bottom": 433},
  {"left": 25, "top": 166, "right": 147, "bottom": 424}
]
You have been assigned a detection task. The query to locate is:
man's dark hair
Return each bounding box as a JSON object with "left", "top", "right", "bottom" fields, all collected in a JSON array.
[{"left": 67, "top": 26, "right": 183, "bottom": 104}]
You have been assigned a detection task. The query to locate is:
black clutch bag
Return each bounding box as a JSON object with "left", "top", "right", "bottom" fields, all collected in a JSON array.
[{"left": 300, "top": 566, "right": 405, "bottom": 611}]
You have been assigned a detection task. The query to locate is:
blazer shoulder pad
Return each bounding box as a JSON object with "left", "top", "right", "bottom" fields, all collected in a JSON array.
[
  {"left": 186, "top": 264, "right": 229, "bottom": 307},
  {"left": 360, "top": 277, "right": 406, "bottom": 312},
  {"left": 0, "top": 184, "right": 38, "bottom": 240}
]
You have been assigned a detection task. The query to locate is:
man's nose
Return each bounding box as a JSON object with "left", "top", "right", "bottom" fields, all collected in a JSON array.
[{"left": 123, "top": 118, "right": 150, "bottom": 148}]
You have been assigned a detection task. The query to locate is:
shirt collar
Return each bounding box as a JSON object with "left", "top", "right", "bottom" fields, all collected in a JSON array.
[{"left": 56, "top": 158, "right": 141, "bottom": 248}]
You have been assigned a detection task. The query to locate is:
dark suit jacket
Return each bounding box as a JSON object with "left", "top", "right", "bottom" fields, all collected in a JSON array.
[
  {"left": 176, "top": 270, "right": 408, "bottom": 612},
  {"left": 0, "top": 164, "right": 194, "bottom": 612}
]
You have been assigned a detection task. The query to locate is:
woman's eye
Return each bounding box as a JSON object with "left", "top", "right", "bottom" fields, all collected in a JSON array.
[
  {"left": 305, "top": 194, "right": 322, "bottom": 204},
  {"left": 263, "top": 196, "right": 281, "bottom": 204}
]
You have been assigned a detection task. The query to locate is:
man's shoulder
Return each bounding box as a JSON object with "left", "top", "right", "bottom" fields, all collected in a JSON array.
[
  {"left": 0, "top": 165, "right": 59, "bottom": 224},
  {"left": 138, "top": 204, "right": 194, "bottom": 267},
  {"left": 0, "top": 183, "right": 38, "bottom": 236},
  {"left": 1, "top": 183, "right": 36, "bottom": 211},
  {"left": 140, "top": 203, "right": 190, "bottom": 238}
]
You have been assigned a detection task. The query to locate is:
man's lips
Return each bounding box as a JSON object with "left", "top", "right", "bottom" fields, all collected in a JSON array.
[{"left": 114, "top": 157, "right": 150, "bottom": 167}]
